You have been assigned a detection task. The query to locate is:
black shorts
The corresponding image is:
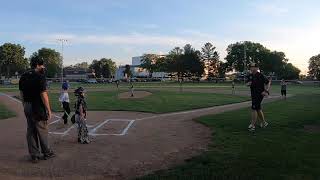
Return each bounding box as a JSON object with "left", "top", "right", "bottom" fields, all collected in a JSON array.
[
  {"left": 251, "top": 94, "right": 264, "bottom": 110},
  {"left": 281, "top": 90, "right": 286, "bottom": 96}
]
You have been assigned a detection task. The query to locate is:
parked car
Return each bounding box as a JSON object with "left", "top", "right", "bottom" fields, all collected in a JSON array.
[
  {"left": 85, "top": 79, "right": 98, "bottom": 84},
  {"left": 130, "top": 78, "right": 138, "bottom": 82}
]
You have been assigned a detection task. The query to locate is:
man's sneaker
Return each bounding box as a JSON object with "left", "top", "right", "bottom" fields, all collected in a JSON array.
[
  {"left": 31, "top": 156, "right": 40, "bottom": 164},
  {"left": 248, "top": 124, "right": 255, "bottom": 132},
  {"left": 260, "top": 122, "right": 269, "bottom": 128},
  {"left": 43, "top": 151, "right": 56, "bottom": 160}
]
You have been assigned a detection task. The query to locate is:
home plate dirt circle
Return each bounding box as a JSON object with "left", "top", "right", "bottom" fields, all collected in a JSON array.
[{"left": 118, "top": 91, "right": 152, "bottom": 99}]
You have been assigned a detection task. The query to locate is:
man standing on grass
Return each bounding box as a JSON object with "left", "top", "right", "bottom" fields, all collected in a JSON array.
[
  {"left": 246, "top": 63, "right": 271, "bottom": 132},
  {"left": 19, "top": 58, "right": 55, "bottom": 163}
]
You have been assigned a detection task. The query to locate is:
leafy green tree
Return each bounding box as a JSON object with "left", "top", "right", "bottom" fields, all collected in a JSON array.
[
  {"left": 89, "top": 58, "right": 116, "bottom": 78},
  {"left": 201, "top": 42, "right": 220, "bottom": 77},
  {"left": 30, "top": 48, "right": 62, "bottom": 78},
  {"left": 308, "top": 54, "right": 320, "bottom": 80},
  {"left": 225, "top": 41, "right": 269, "bottom": 72},
  {"left": 102, "top": 58, "right": 117, "bottom": 77},
  {"left": 0, "top": 43, "right": 27, "bottom": 78},
  {"left": 154, "top": 57, "right": 169, "bottom": 72},
  {"left": 225, "top": 41, "right": 300, "bottom": 79},
  {"left": 140, "top": 54, "right": 159, "bottom": 78},
  {"left": 167, "top": 47, "right": 184, "bottom": 77},
  {"left": 167, "top": 45, "right": 204, "bottom": 78},
  {"left": 280, "top": 63, "right": 300, "bottom": 80},
  {"left": 183, "top": 44, "right": 195, "bottom": 54},
  {"left": 217, "top": 61, "right": 227, "bottom": 78},
  {"left": 184, "top": 50, "right": 204, "bottom": 78},
  {"left": 169, "top": 47, "right": 183, "bottom": 55},
  {"left": 260, "top": 51, "right": 287, "bottom": 76},
  {"left": 74, "top": 62, "right": 89, "bottom": 69},
  {"left": 123, "top": 64, "right": 132, "bottom": 78}
]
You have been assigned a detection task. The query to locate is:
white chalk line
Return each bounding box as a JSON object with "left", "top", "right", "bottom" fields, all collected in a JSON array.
[
  {"left": 89, "top": 119, "right": 135, "bottom": 136},
  {"left": 89, "top": 119, "right": 111, "bottom": 134},
  {"left": 120, "top": 120, "right": 135, "bottom": 135},
  {"left": 61, "top": 125, "right": 76, "bottom": 137}
]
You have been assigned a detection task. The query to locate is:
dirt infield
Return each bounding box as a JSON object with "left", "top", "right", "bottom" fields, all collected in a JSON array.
[
  {"left": 118, "top": 91, "right": 152, "bottom": 99},
  {"left": 0, "top": 93, "right": 282, "bottom": 180}
]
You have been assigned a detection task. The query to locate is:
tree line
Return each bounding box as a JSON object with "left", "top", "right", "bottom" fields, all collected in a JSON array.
[
  {"left": 1, "top": 41, "right": 320, "bottom": 80},
  {"left": 0, "top": 43, "right": 117, "bottom": 79},
  {"left": 141, "top": 41, "right": 304, "bottom": 80}
]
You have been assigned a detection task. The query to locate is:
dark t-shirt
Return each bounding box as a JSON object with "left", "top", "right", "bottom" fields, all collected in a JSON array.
[
  {"left": 75, "top": 97, "right": 87, "bottom": 118},
  {"left": 281, "top": 83, "right": 287, "bottom": 91},
  {"left": 247, "top": 72, "right": 269, "bottom": 96},
  {"left": 19, "top": 70, "right": 47, "bottom": 106}
]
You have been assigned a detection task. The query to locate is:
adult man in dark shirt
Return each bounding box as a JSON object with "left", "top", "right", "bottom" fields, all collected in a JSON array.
[
  {"left": 246, "top": 63, "right": 271, "bottom": 132},
  {"left": 19, "top": 58, "right": 55, "bottom": 163}
]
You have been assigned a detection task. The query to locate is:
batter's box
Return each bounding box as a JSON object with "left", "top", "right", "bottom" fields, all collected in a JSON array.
[
  {"left": 89, "top": 119, "right": 135, "bottom": 136},
  {"left": 49, "top": 122, "right": 71, "bottom": 131}
]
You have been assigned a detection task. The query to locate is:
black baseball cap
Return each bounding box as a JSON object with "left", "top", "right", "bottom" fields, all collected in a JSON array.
[{"left": 74, "top": 87, "right": 85, "bottom": 95}]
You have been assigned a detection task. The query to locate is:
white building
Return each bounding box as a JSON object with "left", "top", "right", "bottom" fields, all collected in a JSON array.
[{"left": 115, "top": 55, "right": 169, "bottom": 80}]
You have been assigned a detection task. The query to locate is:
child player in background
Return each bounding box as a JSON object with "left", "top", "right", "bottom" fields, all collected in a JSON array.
[{"left": 59, "top": 82, "right": 70, "bottom": 124}]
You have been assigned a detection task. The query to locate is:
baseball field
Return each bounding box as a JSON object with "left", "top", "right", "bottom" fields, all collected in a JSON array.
[{"left": 0, "top": 81, "right": 319, "bottom": 180}]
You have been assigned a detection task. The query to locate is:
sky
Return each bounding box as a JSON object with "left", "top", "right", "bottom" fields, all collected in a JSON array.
[{"left": 1, "top": 0, "right": 320, "bottom": 74}]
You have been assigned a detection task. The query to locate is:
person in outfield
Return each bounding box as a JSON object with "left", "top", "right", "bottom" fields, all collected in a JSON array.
[
  {"left": 280, "top": 79, "right": 287, "bottom": 99},
  {"left": 130, "top": 82, "right": 134, "bottom": 97},
  {"left": 19, "top": 58, "right": 55, "bottom": 163},
  {"left": 74, "top": 87, "right": 90, "bottom": 144},
  {"left": 232, "top": 80, "right": 235, "bottom": 95},
  {"left": 246, "top": 63, "right": 271, "bottom": 132}
]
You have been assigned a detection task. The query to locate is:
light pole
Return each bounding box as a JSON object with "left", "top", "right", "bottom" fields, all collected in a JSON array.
[
  {"left": 243, "top": 41, "right": 247, "bottom": 84},
  {"left": 57, "top": 39, "right": 67, "bottom": 84}
]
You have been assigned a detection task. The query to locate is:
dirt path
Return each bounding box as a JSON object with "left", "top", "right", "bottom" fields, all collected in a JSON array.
[{"left": 0, "top": 93, "right": 282, "bottom": 180}]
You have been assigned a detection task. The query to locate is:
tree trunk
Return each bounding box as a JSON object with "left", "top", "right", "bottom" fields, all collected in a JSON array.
[{"left": 6, "top": 65, "right": 10, "bottom": 79}]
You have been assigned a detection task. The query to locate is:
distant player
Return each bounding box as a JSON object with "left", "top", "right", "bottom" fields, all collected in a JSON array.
[
  {"left": 246, "top": 63, "right": 271, "bottom": 132},
  {"left": 280, "top": 79, "right": 287, "bottom": 99},
  {"left": 116, "top": 80, "right": 119, "bottom": 89},
  {"left": 130, "top": 82, "right": 134, "bottom": 97},
  {"left": 179, "top": 78, "right": 183, "bottom": 92},
  {"left": 232, "top": 80, "right": 235, "bottom": 95}
]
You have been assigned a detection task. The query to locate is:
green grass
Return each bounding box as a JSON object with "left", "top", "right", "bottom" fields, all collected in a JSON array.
[
  {"left": 0, "top": 103, "right": 15, "bottom": 120},
  {"left": 138, "top": 94, "right": 320, "bottom": 180},
  {"left": 1, "top": 81, "right": 319, "bottom": 93},
  {"left": 49, "top": 91, "right": 249, "bottom": 113}
]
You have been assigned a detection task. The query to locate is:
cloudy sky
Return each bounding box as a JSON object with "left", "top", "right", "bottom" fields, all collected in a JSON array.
[{"left": 1, "top": 0, "right": 319, "bottom": 74}]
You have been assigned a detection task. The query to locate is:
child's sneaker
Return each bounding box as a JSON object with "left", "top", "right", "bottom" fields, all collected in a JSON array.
[
  {"left": 260, "top": 121, "right": 269, "bottom": 128},
  {"left": 248, "top": 124, "right": 255, "bottom": 132}
]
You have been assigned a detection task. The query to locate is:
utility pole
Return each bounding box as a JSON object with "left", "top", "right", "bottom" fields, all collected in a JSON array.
[
  {"left": 57, "top": 39, "right": 67, "bottom": 84},
  {"left": 243, "top": 42, "right": 247, "bottom": 84}
]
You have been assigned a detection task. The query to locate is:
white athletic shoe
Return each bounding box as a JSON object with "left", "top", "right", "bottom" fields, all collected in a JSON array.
[
  {"left": 260, "top": 122, "right": 269, "bottom": 128},
  {"left": 248, "top": 124, "right": 255, "bottom": 132}
]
